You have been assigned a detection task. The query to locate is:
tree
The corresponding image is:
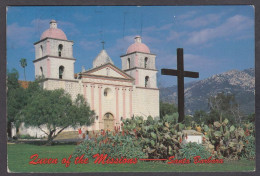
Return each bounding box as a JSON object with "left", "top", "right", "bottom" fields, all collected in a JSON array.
[
  {"left": 208, "top": 92, "right": 240, "bottom": 124},
  {"left": 160, "top": 101, "right": 178, "bottom": 119},
  {"left": 7, "top": 70, "right": 43, "bottom": 138},
  {"left": 19, "top": 58, "right": 27, "bottom": 81},
  {"left": 193, "top": 110, "right": 208, "bottom": 124},
  {"left": 246, "top": 113, "right": 255, "bottom": 123},
  {"left": 7, "top": 69, "right": 26, "bottom": 137},
  {"left": 20, "top": 89, "right": 95, "bottom": 145}
]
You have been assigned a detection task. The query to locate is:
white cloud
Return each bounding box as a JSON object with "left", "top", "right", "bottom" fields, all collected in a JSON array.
[
  {"left": 142, "top": 23, "right": 175, "bottom": 33},
  {"left": 7, "top": 18, "right": 82, "bottom": 49},
  {"left": 185, "top": 15, "right": 253, "bottom": 45},
  {"left": 184, "top": 54, "right": 218, "bottom": 70},
  {"left": 178, "top": 11, "right": 197, "bottom": 20},
  {"left": 31, "top": 18, "right": 80, "bottom": 37},
  {"left": 79, "top": 39, "right": 100, "bottom": 50},
  {"left": 156, "top": 52, "right": 218, "bottom": 72},
  {"left": 73, "top": 13, "right": 91, "bottom": 22},
  {"left": 183, "top": 13, "right": 223, "bottom": 28},
  {"left": 167, "top": 30, "right": 187, "bottom": 41},
  {"left": 7, "top": 23, "right": 34, "bottom": 48},
  {"left": 107, "top": 35, "right": 134, "bottom": 56},
  {"left": 156, "top": 54, "right": 176, "bottom": 67}
]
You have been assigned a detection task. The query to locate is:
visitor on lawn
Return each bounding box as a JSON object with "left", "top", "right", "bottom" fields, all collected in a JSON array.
[{"left": 85, "top": 130, "right": 89, "bottom": 140}]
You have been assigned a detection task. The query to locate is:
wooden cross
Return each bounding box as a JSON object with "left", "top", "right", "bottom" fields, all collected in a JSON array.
[
  {"left": 101, "top": 41, "right": 105, "bottom": 49},
  {"left": 161, "top": 48, "right": 199, "bottom": 123}
]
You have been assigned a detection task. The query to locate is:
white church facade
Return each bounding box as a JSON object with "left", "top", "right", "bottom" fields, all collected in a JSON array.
[{"left": 19, "top": 20, "right": 159, "bottom": 137}]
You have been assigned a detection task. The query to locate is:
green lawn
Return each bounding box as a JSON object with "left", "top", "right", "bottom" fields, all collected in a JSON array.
[{"left": 7, "top": 144, "right": 255, "bottom": 173}]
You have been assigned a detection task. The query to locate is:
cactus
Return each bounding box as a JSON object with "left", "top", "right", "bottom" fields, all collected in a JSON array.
[{"left": 121, "top": 115, "right": 255, "bottom": 160}]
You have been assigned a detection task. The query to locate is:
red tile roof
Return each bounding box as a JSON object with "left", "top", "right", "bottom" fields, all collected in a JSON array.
[{"left": 18, "top": 80, "right": 30, "bottom": 89}]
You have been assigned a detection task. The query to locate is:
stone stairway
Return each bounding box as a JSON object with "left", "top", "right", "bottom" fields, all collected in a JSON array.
[
  {"left": 55, "top": 131, "right": 79, "bottom": 140},
  {"left": 55, "top": 130, "right": 101, "bottom": 140}
]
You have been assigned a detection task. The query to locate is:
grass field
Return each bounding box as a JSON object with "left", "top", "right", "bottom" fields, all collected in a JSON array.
[{"left": 7, "top": 144, "right": 255, "bottom": 173}]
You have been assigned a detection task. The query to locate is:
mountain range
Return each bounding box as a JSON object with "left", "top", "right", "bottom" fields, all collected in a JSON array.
[{"left": 159, "top": 68, "right": 255, "bottom": 115}]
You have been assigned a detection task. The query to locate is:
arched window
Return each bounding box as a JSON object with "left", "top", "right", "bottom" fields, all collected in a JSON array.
[
  {"left": 104, "top": 88, "right": 112, "bottom": 99},
  {"left": 59, "top": 66, "right": 64, "bottom": 79},
  {"left": 145, "top": 76, "right": 150, "bottom": 88},
  {"left": 127, "top": 58, "right": 130, "bottom": 69},
  {"left": 40, "top": 67, "right": 43, "bottom": 77},
  {"left": 39, "top": 45, "right": 43, "bottom": 57},
  {"left": 144, "top": 57, "right": 148, "bottom": 68},
  {"left": 58, "top": 44, "right": 63, "bottom": 57}
]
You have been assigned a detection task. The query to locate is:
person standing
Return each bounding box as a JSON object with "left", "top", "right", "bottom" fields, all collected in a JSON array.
[
  {"left": 78, "top": 128, "right": 82, "bottom": 139},
  {"left": 85, "top": 130, "right": 89, "bottom": 140}
]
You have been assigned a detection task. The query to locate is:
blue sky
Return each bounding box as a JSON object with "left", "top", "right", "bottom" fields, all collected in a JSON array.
[{"left": 7, "top": 6, "right": 254, "bottom": 87}]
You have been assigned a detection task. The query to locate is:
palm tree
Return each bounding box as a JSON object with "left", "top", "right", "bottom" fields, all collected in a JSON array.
[{"left": 19, "top": 58, "right": 27, "bottom": 81}]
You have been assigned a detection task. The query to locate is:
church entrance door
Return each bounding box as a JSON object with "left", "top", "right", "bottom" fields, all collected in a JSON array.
[{"left": 103, "top": 113, "right": 114, "bottom": 131}]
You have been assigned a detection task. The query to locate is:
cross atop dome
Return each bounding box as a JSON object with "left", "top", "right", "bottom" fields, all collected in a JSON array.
[
  {"left": 135, "top": 35, "right": 142, "bottom": 43},
  {"left": 50, "top": 19, "right": 57, "bottom": 29}
]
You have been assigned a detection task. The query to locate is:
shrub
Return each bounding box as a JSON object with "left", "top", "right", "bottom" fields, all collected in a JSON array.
[
  {"left": 122, "top": 115, "right": 185, "bottom": 159},
  {"left": 123, "top": 116, "right": 255, "bottom": 161},
  {"left": 179, "top": 142, "right": 211, "bottom": 162},
  {"left": 73, "top": 131, "right": 147, "bottom": 159},
  {"left": 16, "top": 134, "right": 38, "bottom": 139},
  {"left": 241, "top": 135, "right": 255, "bottom": 159}
]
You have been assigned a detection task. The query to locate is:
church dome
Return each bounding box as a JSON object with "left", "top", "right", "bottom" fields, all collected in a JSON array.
[
  {"left": 126, "top": 36, "right": 150, "bottom": 54},
  {"left": 40, "top": 20, "right": 67, "bottom": 40}
]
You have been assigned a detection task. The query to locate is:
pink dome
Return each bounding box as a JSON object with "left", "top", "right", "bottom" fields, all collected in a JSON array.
[
  {"left": 40, "top": 20, "right": 67, "bottom": 40},
  {"left": 126, "top": 36, "right": 150, "bottom": 54}
]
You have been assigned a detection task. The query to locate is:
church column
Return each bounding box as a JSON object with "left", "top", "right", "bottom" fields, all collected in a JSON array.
[
  {"left": 83, "top": 83, "right": 87, "bottom": 101},
  {"left": 91, "top": 84, "right": 95, "bottom": 110},
  {"left": 129, "top": 88, "right": 133, "bottom": 118},
  {"left": 123, "top": 87, "right": 126, "bottom": 119},
  {"left": 90, "top": 84, "right": 95, "bottom": 131},
  {"left": 115, "top": 87, "right": 119, "bottom": 126},
  {"left": 98, "top": 85, "right": 102, "bottom": 122}
]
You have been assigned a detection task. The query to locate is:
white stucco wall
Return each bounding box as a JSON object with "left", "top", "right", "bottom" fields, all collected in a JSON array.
[
  {"left": 132, "top": 87, "right": 160, "bottom": 119},
  {"left": 90, "top": 67, "right": 125, "bottom": 78}
]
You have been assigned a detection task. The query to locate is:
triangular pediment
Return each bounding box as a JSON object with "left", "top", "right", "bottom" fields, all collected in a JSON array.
[{"left": 81, "top": 63, "right": 134, "bottom": 80}]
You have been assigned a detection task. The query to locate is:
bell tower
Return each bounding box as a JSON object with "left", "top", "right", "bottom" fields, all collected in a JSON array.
[
  {"left": 33, "top": 20, "right": 75, "bottom": 80},
  {"left": 120, "top": 36, "right": 158, "bottom": 88}
]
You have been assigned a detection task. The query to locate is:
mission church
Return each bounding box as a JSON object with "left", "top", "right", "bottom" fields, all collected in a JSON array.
[{"left": 19, "top": 20, "right": 159, "bottom": 137}]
